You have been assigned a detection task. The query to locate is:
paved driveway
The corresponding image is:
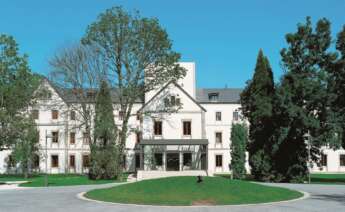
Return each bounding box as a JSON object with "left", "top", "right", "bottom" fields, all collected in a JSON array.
[{"left": 0, "top": 182, "right": 344, "bottom": 212}]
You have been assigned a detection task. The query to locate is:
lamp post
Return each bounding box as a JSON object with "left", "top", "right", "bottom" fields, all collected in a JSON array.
[
  {"left": 305, "top": 131, "right": 311, "bottom": 184},
  {"left": 45, "top": 130, "right": 52, "bottom": 187}
]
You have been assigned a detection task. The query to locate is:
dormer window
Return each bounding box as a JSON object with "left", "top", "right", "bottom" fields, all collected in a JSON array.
[
  {"left": 208, "top": 93, "right": 219, "bottom": 101},
  {"left": 86, "top": 91, "right": 95, "bottom": 99}
]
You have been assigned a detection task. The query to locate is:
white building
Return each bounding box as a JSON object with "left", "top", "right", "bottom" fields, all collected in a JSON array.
[{"left": 0, "top": 62, "right": 344, "bottom": 179}]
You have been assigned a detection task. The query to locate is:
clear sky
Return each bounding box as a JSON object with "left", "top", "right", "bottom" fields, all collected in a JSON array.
[{"left": 1, "top": 0, "right": 344, "bottom": 88}]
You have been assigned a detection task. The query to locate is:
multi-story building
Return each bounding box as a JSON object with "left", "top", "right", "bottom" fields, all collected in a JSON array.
[{"left": 0, "top": 62, "right": 344, "bottom": 179}]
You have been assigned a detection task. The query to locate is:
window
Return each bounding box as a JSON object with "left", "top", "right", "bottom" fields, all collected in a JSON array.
[
  {"left": 154, "top": 153, "right": 163, "bottom": 166},
  {"left": 70, "top": 110, "right": 76, "bottom": 120},
  {"left": 340, "top": 155, "right": 345, "bottom": 166},
  {"left": 70, "top": 132, "right": 75, "bottom": 145},
  {"left": 119, "top": 111, "right": 124, "bottom": 120},
  {"left": 216, "top": 132, "right": 222, "bottom": 144},
  {"left": 164, "top": 96, "right": 181, "bottom": 107},
  {"left": 321, "top": 154, "right": 327, "bottom": 166},
  {"left": 216, "top": 155, "right": 223, "bottom": 167},
  {"left": 52, "top": 131, "right": 59, "bottom": 143},
  {"left": 233, "top": 111, "right": 239, "bottom": 121},
  {"left": 183, "top": 121, "right": 191, "bottom": 136},
  {"left": 183, "top": 153, "right": 192, "bottom": 166},
  {"left": 170, "top": 96, "right": 176, "bottom": 105},
  {"left": 51, "top": 155, "right": 59, "bottom": 168},
  {"left": 69, "top": 155, "right": 75, "bottom": 168},
  {"left": 136, "top": 131, "right": 142, "bottom": 144},
  {"left": 33, "top": 154, "right": 39, "bottom": 169},
  {"left": 6, "top": 155, "right": 16, "bottom": 168},
  {"left": 52, "top": 110, "right": 59, "bottom": 119},
  {"left": 83, "top": 132, "right": 90, "bottom": 145},
  {"left": 154, "top": 121, "right": 162, "bottom": 136},
  {"left": 82, "top": 155, "right": 90, "bottom": 168},
  {"left": 208, "top": 93, "right": 219, "bottom": 101},
  {"left": 216, "top": 112, "right": 222, "bottom": 121},
  {"left": 135, "top": 154, "right": 141, "bottom": 169},
  {"left": 86, "top": 91, "right": 95, "bottom": 99},
  {"left": 32, "top": 110, "right": 39, "bottom": 120}
]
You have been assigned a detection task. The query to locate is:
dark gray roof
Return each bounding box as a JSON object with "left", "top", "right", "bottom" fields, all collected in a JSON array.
[
  {"left": 45, "top": 78, "right": 241, "bottom": 104},
  {"left": 196, "top": 88, "right": 242, "bottom": 103}
]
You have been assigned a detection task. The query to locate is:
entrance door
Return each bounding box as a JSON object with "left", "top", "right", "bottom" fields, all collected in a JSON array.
[{"left": 166, "top": 153, "right": 179, "bottom": 171}]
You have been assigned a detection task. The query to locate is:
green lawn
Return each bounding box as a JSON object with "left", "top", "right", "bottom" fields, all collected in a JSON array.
[
  {"left": 311, "top": 173, "right": 345, "bottom": 184},
  {"left": 0, "top": 173, "right": 128, "bottom": 187},
  {"left": 85, "top": 176, "right": 303, "bottom": 206}
]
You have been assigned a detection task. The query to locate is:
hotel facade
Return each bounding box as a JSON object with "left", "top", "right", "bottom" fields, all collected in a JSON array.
[{"left": 0, "top": 62, "right": 344, "bottom": 180}]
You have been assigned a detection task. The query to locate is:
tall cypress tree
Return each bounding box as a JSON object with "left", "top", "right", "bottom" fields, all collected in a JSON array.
[
  {"left": 230, "top": 123, "right": 248, "bottom": 179},
  {"left": 273, "top": 17, "right": 340, "bottom": 182},
  {"left": 90, "top": 80, "right": 118, "bottom": 180},
  {"left": 240, "top": 49, "right": 275, "bottom": 181}
]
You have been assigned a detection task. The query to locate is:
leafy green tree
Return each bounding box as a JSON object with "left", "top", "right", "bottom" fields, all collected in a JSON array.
[
  {"left": 90, "top": 80, "right": 118, "bottom": 179},
  {"left": 273, "top": 17, "right": 340, "bottom": 182},
  {"left": 81, "top": 6, "right": 186, "bottom": 175},
  {"left": 240, "top": 49, "right": 275, "bottom": 181},
  {"left": 329, "top": 26, "right": 345, "bottom": 148},
  {"left": 0, "top": 34, "right": 40, "bottom": 177},
  {"left": 230, "top": 123, "right": 248, "bottom": 179},
  {"left": 11, "top": 117, "right": 40, "bottom": 178}
]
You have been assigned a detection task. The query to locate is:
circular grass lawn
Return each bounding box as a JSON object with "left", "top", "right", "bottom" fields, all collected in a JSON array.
[{"left": 85, "top": 176, "right": 303, "bottom": 206}]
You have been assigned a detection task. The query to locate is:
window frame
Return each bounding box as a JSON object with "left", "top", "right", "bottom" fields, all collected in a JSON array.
[
  {"left": 340, "top": 154, "right": 345, "bottom": 167},
  {"left": 83, "top": 132, "right": 90, "bottom": 145},
  {"left": 233, "top": 111, "right": 239, "bottom": 121},
  {"left": 215, "top": 111, "right": 222, "bottom": 121},
  {"left": 215, "top": 155, "right": 223, "bottom": 167},
  {"left": 52, "top": 110, "right": 59, "bottom": 120},
  {"left": 183, "top": 120, "right": 192, "bottom": 136},
  {"left": 154, "top": 153, "right": 163, "bottom": 166},
  {"left": 321, "top": 154, "right": 328, "bottom": 167},
  {"left": 52, "top": 131, "right": 59, "bottom": 143},
  {"left": 82, "top": 154, "right": 90, "bottom": 168},
  {"left": 51, "top": 155, "right": 59, "bottom": 168},
  {"left": 215, "top": 132, "right": 223, "bottom": 144},
  {"left": 32, "top": 110, "right": 39, "bottom": 120},
  {"left": 70, "top": 110, "right": 76, "bottom": 120},
  {"left": 69, "top": 155, "right": 75, "bottom": 168},
  {"left": 70, "top": 132, "right": 76, "bottom": 145},
  {"left": 154, "top": 121, "right": 163, "bottom": 136}
]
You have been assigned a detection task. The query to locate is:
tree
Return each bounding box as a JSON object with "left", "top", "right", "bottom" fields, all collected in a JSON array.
[
  {"left": 11, "top": 117, "right": 40, "bottom": 178},
  {"left": 273, "top": 17, "right": 340, "bottom": 182},
  {"left": 81, "top": 6, "right": 186, "bottom": 175},
  {"left": 329, "top": 25, "right": 345, "bottom": 148},
  {"left": 230, "top": 123, "right": 248, "bottom": 179},
  {"left": 89, "top": 80, "right": 118, "bottom": 179},
  {"left": 0, "top": 34, "right": 40, "bottom": 149},
  {"left": 240, "top": 49, "right": 275, "bottom": 181}
]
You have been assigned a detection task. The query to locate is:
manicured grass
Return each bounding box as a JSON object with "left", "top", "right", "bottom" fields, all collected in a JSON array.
[
  {"left": 311, "top": 173, "right": 345, "bottom": 184},
  {"left": 0, "top": 173, "right": 128, "bottom": 187},
  {"left": 85, "top": 176, "right": 303, "bottom": 206}
]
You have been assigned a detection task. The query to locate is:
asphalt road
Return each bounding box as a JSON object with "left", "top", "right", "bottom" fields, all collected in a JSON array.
[{"left": 0, "top": 182, "right": 344, "bottom": 212}]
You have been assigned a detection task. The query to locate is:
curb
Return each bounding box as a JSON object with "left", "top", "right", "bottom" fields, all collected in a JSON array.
[{"left": 77, "top": 190, "right": 310, "bottom": 208}]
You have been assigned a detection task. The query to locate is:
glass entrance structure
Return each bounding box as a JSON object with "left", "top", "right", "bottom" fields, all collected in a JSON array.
[{"left": 138, "top": 139, "right": 208, "bottom": 171}]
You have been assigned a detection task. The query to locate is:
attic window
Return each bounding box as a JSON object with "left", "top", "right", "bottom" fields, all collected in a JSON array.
[
  {"left": 164, "top": 95, "right": 181, "bottom": 107},
  {"left": 86, "top": 91, "right": 95, "bottom": 99},
  {"left": 208, "top": 93, "right": 219, "bottom": 101}
]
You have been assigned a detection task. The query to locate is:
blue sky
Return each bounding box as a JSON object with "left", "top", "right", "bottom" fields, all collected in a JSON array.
[{"left": 1, "top": 0, "right": 344, "bottom": 88}]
